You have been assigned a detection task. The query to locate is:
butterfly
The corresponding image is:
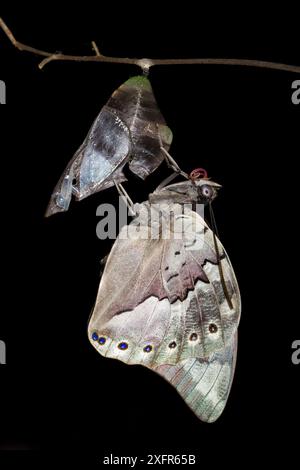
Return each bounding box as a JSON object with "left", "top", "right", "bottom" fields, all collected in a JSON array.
[
  {"left": 45, "top": 75, "right": 173, "bottom": 217},
  {"left": 88, "top": 175, "right": 241, "bottom": 422}
]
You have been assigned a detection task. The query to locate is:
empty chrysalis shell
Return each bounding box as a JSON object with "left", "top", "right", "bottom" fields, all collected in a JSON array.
[{"left": 45, "top": 75, "right": 173, "bottom": 217}]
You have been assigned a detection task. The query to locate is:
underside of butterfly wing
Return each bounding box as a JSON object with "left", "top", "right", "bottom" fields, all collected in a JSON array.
[
  {"left": 88, "top": 201, "right": 241, "bottom": 421},
  {"left": 155, "top": 332, "right": 238, "bottom": 423}
]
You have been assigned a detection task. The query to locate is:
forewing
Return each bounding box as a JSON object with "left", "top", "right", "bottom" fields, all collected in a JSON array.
[{"left": 88, "top": 205, "right": 240, "bottom": 363}]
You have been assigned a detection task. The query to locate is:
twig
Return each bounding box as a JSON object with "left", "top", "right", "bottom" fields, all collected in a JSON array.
[
  {"left": 91, "top": 41, "right": 101, "bottom": 57},
  {"left": 1, "top": 17, "right": 300, "bottom": 74}
]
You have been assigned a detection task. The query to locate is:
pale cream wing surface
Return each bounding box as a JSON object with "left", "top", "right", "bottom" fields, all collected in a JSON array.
[
  {"left": 155, "top": 332, "right": 238, "bottom": 423},
  {"left": 88, "top": 203, "right": 240, "bottom": 421}
]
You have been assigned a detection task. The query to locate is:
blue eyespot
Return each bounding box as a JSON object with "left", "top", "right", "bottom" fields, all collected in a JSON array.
[
  {"left": 118, "top": 342, "right": 128, "bottom": 350},
  {"left": 92, "top": 332, "right": 99, "bottom": 341},
  {"left": 143, "top": 345, "right": 152, "bottom": 353},
  {"left": 98, "top": 337, "right": 106, "bottom": 345}
]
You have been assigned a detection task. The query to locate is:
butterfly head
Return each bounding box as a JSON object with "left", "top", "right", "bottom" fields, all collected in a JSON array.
[
  {"left": 188, "top": 168, "right": 220, "bottom": 203},
  {"left": 150, "top": 171, "right": 221, "bottom": 205},
  {"left": 192, "top": 178, "right": 221, "bottom": 204}
]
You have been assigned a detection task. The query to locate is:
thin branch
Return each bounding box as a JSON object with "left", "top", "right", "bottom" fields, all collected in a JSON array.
[
  {"left": 1, "top": 17, "right": 300, "bottom": 74},
  {"left": 91, "top": 41, "right": 101, "bottom": 57}
]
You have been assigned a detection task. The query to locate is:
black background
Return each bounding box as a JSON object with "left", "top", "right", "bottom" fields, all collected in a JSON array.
[{"left": 0, "top": 4, "right": 299, "bottom": 466}]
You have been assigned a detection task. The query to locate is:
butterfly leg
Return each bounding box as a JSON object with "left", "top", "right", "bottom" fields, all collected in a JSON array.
[
  {"left": 161, "top": 147, "right": 189, "bottom": 178},
  {"left": 156, "top": 125, "right": 189, "bottom": 179},
  {"left": 113, "top": 179, "right": 137, "bottom": 217}
]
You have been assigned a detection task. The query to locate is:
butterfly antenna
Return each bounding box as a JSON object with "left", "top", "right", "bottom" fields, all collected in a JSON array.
[{"left": 209, "top": 203, "right": 233, "bottom": 310}]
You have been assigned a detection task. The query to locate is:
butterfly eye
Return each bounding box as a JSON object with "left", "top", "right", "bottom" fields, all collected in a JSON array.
[{"left": 200, "top": 184, "right": 214, "bottom": 199}]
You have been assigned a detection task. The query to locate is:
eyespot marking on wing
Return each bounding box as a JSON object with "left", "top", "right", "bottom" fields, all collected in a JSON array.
[
  {"left": 209, "top": 324, "right": 218, "bottom": 333},
  {"left": 189, "top": 333, "right": 198, "bottom": 341},
  {"left": 92, "top": 332, "right": 99, "bottom": 341}
]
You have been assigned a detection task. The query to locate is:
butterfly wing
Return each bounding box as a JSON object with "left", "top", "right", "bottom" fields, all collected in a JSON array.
[
  {"left": 45, "top": 108, "right": 130, "bottom": 217},
  {"left": 88, "top": 203, "right": 241, "bottom": 421},
  {"left": 155, "top": 332, "right": 238, "bottom": 423}
]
